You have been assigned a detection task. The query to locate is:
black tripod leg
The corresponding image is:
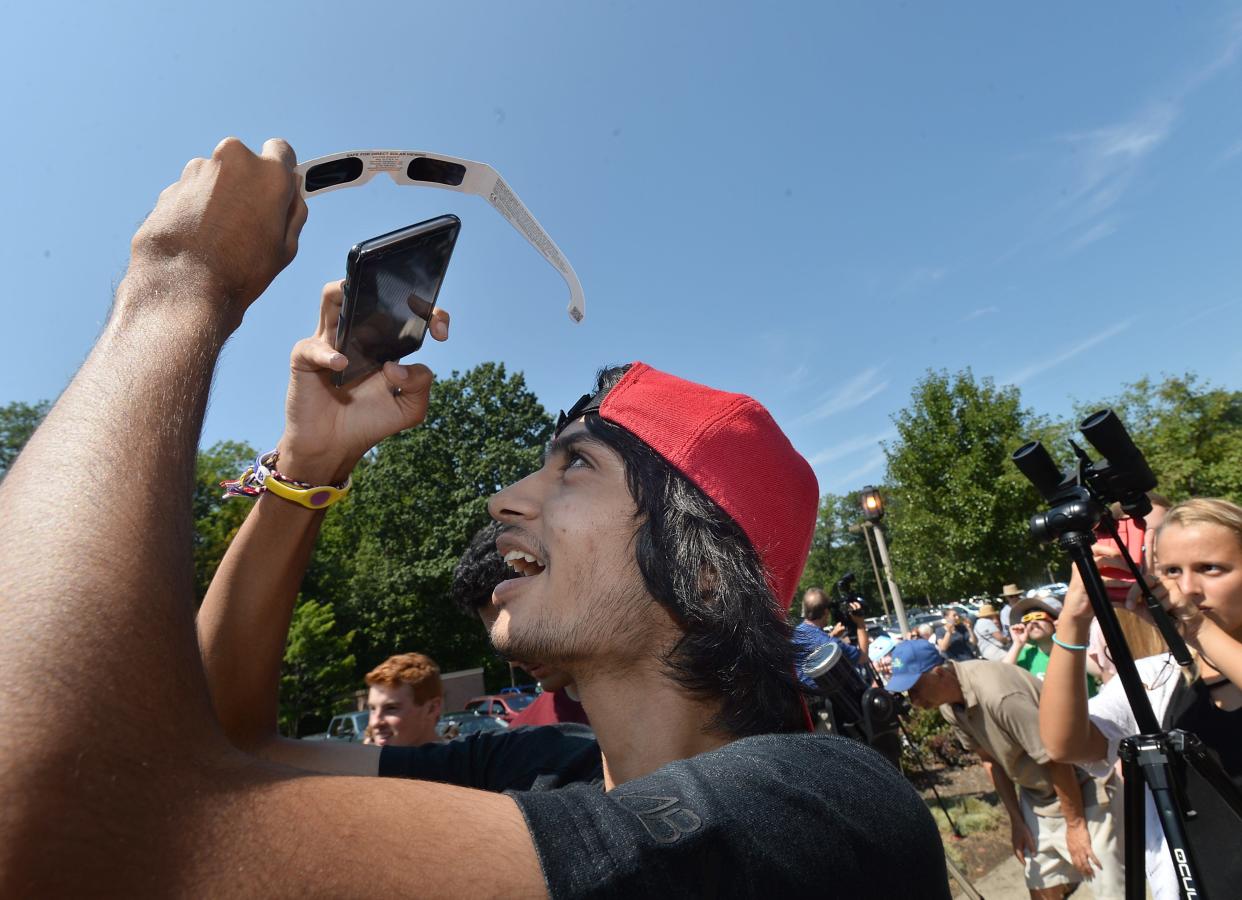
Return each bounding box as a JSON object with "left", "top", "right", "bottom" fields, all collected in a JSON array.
[
  {"left": 1136, "top": 744, "right": 1204, "bottom": 900},
  {"left": 1121, "top": 748, "right": 1147, "bottom": 900}
]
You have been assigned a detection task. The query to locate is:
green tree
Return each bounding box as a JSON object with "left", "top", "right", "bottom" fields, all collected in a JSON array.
[
  {"left": 315, "top": 363, "right": 554, "bottom": 684},
  {"left": 882, "top": 369, "right": 1057, "bottom": 601},
  {"left": 1075, "top": 374, "right": 1242, "bottom": 505},
  {"left": 0, "top": 399, "right": 50, "bottom": 479},
  {"left": 279, "top": 599, "right": 357, "bottom": 736},
  {"left": 192, "top": 440, "right": 258, "bottom": 603}
]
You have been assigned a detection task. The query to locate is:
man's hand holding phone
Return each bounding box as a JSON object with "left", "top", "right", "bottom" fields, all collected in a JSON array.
[{"left": 277, "top": 280, "right": 450, "bottom": 485}]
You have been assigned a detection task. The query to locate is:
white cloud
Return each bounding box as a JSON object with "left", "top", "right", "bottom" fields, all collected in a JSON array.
[
  {"left": 1066, "top": 219, "right": 1118, "bottom": 253},
  {"left": 820, "top": 452, "right": 888, "bottom": 493},
  {"left": 798, "top": 366, "right": 890, "bottom": 423},
  {"left": 1053, "top": 102, "right": 1177, "bottom": 251},
  {"left": 1027, "top": 18, "right": 1242, "bottom": 256},
  {"left": 1000, "top": 321, "right": 1132, "bottom": 387},
  {"left": 807, "top": 429, "right": 897, "bottom": 468},
  {"left": 1217, "top": 136, "right": 1242, "bottom": 166},
  {"left": 899, "top": 266, "right": 950, "bottom": 293},
  {"left": 961, "top": 306, "right": 999, "bottom": 323}
]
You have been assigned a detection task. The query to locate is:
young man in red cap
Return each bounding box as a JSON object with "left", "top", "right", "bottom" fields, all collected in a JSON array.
[{"left": 0, "top": 137, "right": 945, "bottom": 897}]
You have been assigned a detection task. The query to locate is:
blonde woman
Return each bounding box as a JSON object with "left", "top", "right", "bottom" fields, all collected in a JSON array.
[{"left": 1039, "top": 498, "right": 1242, "bottom": 899}]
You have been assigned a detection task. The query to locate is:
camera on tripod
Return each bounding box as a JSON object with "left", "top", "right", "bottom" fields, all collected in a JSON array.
[
  {"left": 1012, "top": 409, "right": 1242, "bottom": 899},
  {"left": 1012, "top": 408, "right": 1157, "bottom": 544}
]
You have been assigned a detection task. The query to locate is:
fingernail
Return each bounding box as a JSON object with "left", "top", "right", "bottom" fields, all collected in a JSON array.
[
  {"left": 393, "top": 366, "right": 410, "bottom": 381},
  {"left": 329, "top": 353, "right": 347, "bottom": 370}
]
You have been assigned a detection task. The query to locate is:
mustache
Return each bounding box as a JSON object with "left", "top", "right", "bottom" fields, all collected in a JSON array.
[{"left": 494, "top": 523, "right": 552, "bottom": 566}]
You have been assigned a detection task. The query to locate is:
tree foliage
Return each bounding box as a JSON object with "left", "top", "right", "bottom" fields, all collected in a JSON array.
[
  {"left": 279, "top": 599, "right": 356, "bottom": 736},
  {"left": 0, "top": 400, "right": 50, "bottom": 479},
  {"left": 1074, "top": 374, "right": 1242, "bottom": 505},
  {"left": 193, "top": 440, "right": 258, "bottom": 602},
  {"left": 881, "top": 370, "right": 1057, "bottom": 601}
]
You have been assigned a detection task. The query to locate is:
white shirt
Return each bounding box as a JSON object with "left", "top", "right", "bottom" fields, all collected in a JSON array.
[
  {"left": 973, "top": 617, "right": 1008, "bottom": 662},
  {"left": 1085, "top": 653, "right": 1184, "bottom": 900}
]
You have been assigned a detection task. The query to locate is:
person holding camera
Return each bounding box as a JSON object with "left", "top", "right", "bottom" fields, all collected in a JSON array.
[
  {"left": 1040, "top": 497, "right": 1242, "bottom": 900},
  {"left": 796, "top": 586, "right": 866, "bottom": 686},
  {"left": 0, "top": 138, "right": 947, "bottom": 897}
]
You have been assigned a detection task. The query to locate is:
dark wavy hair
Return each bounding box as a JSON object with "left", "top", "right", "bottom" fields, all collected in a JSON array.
[
  {"left": 583, "top": 365, "right": 806, "bottom": 737},
  {"left": 451, "top": 520, "right": 509, "bottom": 618}
]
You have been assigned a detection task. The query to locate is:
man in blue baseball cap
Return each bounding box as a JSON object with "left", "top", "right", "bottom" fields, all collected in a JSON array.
[
  {"left": 884, "top": 639, "right": 946, "bottom": 694},
  {"left": 886, "top": 642, "right": 1124, "bottom": 899}
]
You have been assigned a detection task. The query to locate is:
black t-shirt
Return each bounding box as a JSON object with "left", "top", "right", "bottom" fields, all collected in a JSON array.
[
  {"left": 378, "top": 723, "right": 603, "bottom": 792},
  {"left": 509, "top": 733, "right": 949, "bottom": 898},
  {"left": 1171, "top": 679, "right": 1242, "bottom": 787}
]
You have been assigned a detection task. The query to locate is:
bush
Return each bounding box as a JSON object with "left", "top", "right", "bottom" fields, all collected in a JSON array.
[{"left": 900, "top": 705, "right": 975, "bottom": 770}]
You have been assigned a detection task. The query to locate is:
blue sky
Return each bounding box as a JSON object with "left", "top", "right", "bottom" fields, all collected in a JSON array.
[{"left": 3, "top": 3, "right": 1240, "bottom": 495}]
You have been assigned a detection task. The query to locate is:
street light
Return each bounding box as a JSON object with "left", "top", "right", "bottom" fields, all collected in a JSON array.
[
  {"left": 857, "top": 486, "right": 910, "bottom": 637},
  {"left": 861, "top": 485, "right": 884, "bottom": 523}
]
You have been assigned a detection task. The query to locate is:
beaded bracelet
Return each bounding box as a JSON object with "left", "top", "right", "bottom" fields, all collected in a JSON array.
[
  {"left": 220, "top": 449, "right": 351, "bottom": 510},
  {"left": 1051, "top": 634, "right": 1089, "bottom": 652}
]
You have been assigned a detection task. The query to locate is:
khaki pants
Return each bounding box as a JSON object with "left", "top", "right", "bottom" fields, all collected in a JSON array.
[{"left": 1019, "top": 778, "right": 1125, "bottom": 895}]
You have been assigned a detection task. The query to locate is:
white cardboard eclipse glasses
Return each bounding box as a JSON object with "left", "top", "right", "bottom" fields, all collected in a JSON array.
[{"left": 296, "top": 149, "right": 584, "bottom": 323}]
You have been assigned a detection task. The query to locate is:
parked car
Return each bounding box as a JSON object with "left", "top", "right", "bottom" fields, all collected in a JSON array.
[
  {"left": 500, "top": 684, "right": 539, "bottom": 696},
  {"left": 464, "top": 693, "right": 537, "bottom": 722},
  {"left": 301, "top": 710, "right": 368, "bottom": 742},
  {"left": 436, "top": 710, "right": 511, "bottom": 738}
]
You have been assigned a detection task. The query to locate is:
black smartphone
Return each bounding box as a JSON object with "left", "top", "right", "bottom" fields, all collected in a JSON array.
[{"left": 333, "top": 214, "right": 461, "bottom": 387}]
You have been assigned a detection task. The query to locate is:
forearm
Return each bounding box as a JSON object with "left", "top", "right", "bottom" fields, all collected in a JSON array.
[
  {"left": 1003, "top": 641, "right": 1022, "bottom": 664},
  {"left": 1049, "top": 762, "right": 1086, "bottom": 826},
  {"left": 0, "top": 270, "right": 232, "bottom": 728},
  {"left": 937, "top": 630, "right": 953, "bottom": 651},
  {"left": 983, "top": 759, "right": 1023, "bottom": 824},
  {"left": 197, "top": 491, "right": 328, "bottom": 747},
  {"left": 1040, "top": 615, "right": 1105, "bottom": 762}
]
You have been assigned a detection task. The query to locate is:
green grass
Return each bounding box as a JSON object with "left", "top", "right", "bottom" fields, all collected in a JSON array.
[
  {"left": 926, "top": 794, "right": 1006, "bottom": 872},
  {"left": 928, "top": 794, "right": 1004, "bottom": 837}
]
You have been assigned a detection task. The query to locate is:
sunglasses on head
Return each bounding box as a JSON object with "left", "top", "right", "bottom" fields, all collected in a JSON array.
[
  {"left": 295, "top": 149, "right": 585, "bottom": 323},
  {"left": 1020, "top": 610, "right": 1051, "bottom": 623}
]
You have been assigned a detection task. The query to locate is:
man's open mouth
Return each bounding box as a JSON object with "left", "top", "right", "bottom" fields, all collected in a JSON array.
[{"left": 503, "top": 549, "right": 547, "bottom": 577}]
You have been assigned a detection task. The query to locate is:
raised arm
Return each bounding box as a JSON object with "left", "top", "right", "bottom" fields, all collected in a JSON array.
[
  {"left": 0, "top": 139, "right": 544, "bottom": 898},
  {"left": 196, "top": 280, "right": 448, "bottom": 774},
  {"left": 1039, "top": 571, "right": 1109, "bottom": 763}
]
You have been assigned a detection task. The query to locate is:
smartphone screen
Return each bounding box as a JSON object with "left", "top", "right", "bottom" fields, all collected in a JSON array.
[{"left": 335, "top": 215, "right": 460, "bottom": 386}]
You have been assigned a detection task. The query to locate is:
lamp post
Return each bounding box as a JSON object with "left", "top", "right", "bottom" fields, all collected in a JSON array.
[
  {"left": 860, "top": 486, "right": 910, "bottom": 637},
  {"left": 848, "top": 522, "right": 890, "bottom": 619}
]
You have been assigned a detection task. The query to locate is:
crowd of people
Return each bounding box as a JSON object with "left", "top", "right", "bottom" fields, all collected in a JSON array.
[
  {"left": 838, "top": 492, "right": 1242, "bottom": 899},
  {"left": 0, "top": 137, "right": 1239, "bottom": 899}
]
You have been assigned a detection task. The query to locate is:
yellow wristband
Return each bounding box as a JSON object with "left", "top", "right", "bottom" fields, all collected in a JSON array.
[{"left": 262, "top": 472, "right": 351, "bottom": 510}]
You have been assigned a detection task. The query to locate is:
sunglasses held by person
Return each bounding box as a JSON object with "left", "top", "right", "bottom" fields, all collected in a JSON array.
[{"left": 297, "top": 149, "right": 585, "bottom": 323}]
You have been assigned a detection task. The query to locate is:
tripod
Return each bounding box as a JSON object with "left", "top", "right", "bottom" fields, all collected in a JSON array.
[
  {"left": 1059, "top": 523, "right": 1242, "bottom": 900},
  {"left": 1013, "top": 409, "right": 1242, "bottom": 898}
]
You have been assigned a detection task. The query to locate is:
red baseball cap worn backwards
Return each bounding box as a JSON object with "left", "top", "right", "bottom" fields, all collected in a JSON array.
[{"left": 560, "top": 362, "right": 819, "bottom": 610}]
